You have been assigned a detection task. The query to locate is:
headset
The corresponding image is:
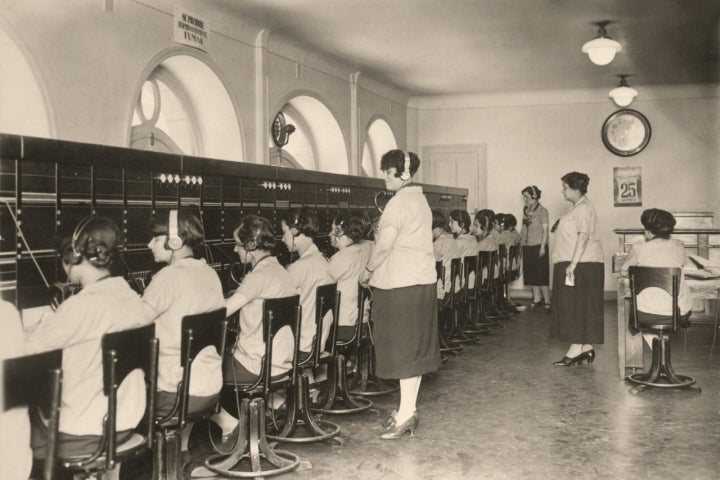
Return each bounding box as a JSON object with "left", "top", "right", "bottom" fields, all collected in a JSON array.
[
  {"left": 400, "top": 151, "right": 411, "bottom": 181},
  {"left": 242, "top": 224, "right": 263, "bottom": 252},
  {"left": 70, "top": 215, "right": 97, "bottom": 265},
  {"left": 166, "top": 209, "right": 184, "bottom": 250}
]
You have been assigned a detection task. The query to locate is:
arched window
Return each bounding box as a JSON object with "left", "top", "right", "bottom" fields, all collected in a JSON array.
[
  {"left": 361, "top": 118, "right": 397, "bottom": 177},
  {"left": 270, "top": 95, "right": 348, "bottom": 173},
  {"left": 131, "top": 54, "right": 243, "bottom": 160}
]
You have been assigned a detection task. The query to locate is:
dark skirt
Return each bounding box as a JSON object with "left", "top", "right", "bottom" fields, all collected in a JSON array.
[
  {"left": 371, "top": 283, "right": 441, "bottom": 379},
  {"left": 550, "top": 262, "right": 605, "bottom": 344},
  {"left": 522, "top": 245, "right": 549, "bottom": 286}
]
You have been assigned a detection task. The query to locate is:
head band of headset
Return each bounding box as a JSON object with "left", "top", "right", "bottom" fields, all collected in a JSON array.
[
  {"left": 70, "top": 215, "right": 96, "bottom": 264},
  {"left": 400, "top": 151, "right": 411, "bottom": 180},
  {"left": 166, "top": 209, "right": 183, "bottom": 250}
]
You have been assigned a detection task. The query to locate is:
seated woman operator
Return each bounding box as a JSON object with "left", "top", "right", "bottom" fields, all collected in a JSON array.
[
  {"left": 328, "top": 213, "right": 371, "bottom": 341},
  {"left": 281, "top": 208, "right": 334, "bottom": 355},
  {"left": 212, "top": 215, "right": 298, "bottom": 437},
  {"left": 473, "top": 209, "right": 499, "bottom": 284},
  {"left": 432, "top": 209, "right": 460, "bottom": 301},
  {"left": 25, "top": 216, "right": 146, "bottom": 458},
  {"left": 141, "top": 208, "right": 225, "bottom": 457},
  {"left": 620, "top": 209, "right": 692, "bottom": 346}
]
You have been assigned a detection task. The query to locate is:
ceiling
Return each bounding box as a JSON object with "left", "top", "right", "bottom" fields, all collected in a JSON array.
[{"left": 199, "top": 0, "right": 720, "bottom": 96}]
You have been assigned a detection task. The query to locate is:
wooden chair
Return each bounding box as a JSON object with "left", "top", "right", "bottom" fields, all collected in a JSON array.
[
  {"left": 349, "top": 284, "right": 400, "bottom": 395},
  {"left": 2, "top": 349, "right": 62, "bottom": 480},
  {"left": 59, "top": 323, "right": 159, "bottom": 479},
  {"left": 267, "top": 284, "right": 341, "bottom": 443},
  {"left": 462, "top": 255, "right": 493, "bottom": 336},
  {"left": 626, "top": 267, "right": 700, "bottom": 393},
  {"left": 313, "top": 284, "right": 373, "bottom": 415},
  {"left": 154, "top": 308, "right": 228, "bottom": 479},
  {"left": 197, "top": 296, "right": 302, "bottom": 478},
  {"left": 478, "top": 251, "right": 506, "bottom": 324}
]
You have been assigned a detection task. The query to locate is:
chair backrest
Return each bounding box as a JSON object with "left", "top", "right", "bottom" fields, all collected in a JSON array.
[
  {"left": 463, "top": 255, "right": 479, "bottom": 300},
  {"left": 449, "top": 257, "right": 462, "bottom": 306},
  {"left": 260, "top": 295, "right": 302, "bottom": 396},
  {"left": 628, "top": 266, "right": 680, "bottom": 332},
  {"left": 497, "top": 244, "right": 508, "bottom": 282},
  {"left": 435, "top": 260, "right": 444, "bottom": 285},
  {"left": 478, "top": 251, "right": 495, "bottom": 292},
  {"left": 311, "top": 283, "right": 340, "bottom": 362},
  {"left": 2, "top": 349, "right": 62, "bottom": 480},
  {"left": 508, "top": 245, "right": 521, "bottom": 279},
  {"left": 175, "top": 307, "right": 228, "bottom": 424},
  {"left": 101, "top": 323, "right": 159, "bottom": 470}
]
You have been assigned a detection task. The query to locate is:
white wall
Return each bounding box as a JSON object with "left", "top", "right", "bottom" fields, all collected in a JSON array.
[
  {"left": 412, "top": 85, "right": 720, "bottom": 290},
  {"left": 0, "top": 0, "right": 409, "bottom": 170}
]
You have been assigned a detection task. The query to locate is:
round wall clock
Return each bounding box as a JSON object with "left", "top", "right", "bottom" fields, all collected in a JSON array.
[{"left": 601, "top": 109, "right": 651, "bottom": 157}]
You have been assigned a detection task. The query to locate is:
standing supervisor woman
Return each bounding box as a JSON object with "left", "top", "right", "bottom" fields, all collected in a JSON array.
[
  {"left": 550, "top": 172, "right": 604, "bottom": 366},
  {"left": 520, "top": 186, "right": 551, "bottom": 311},
  {"left": 359, "top": 150, "right": 441, "bottom": 440}
]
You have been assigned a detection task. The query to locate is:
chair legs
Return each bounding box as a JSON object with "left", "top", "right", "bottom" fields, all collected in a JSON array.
[
  {"left": 626, "top": 336, "right": 700, "bottom": 392},
  {"left": 314, "top": 354, "right": 373, "bottom": 414},
  {"left": 192, "top": 398, "right": 301, "bottom": 478},
  {"left": 266, "top": 373, "right": 342, "bottom": 443},
  {"left": 349, "top": 340, "right": 399, "bottom": 397},
  {"left": 154, "top": 428, "right": 181, "bottom": 480}
]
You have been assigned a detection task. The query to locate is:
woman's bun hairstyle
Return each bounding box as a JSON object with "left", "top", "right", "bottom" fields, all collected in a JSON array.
[
  {"left": 449, "top": 210, "right": 472, "bottom": 232},
  {"left": 62, "top": 216, "right": 122, "bottom": 269},
  {"left": 380, "top": 149, "right": 420, "bottom": 178},
  {"left": 234, "top": 215, "right": 277, "bottom": 251},
  {"left": 149, "top": 207, "right": 205, "bottom": 249},
  {"left": 560, "top": 172, "right": 590, "bottom": 194},
  {"left": 521, "top": 185, "right": 541, "bottom": 199},
  {"left": 333, "top": 213, "right": 366, "bottom": 244},
  {"left": 282, "top": 208, "right": 320, "bottom": 239},
  {"left": 641, "top": 208, "right": 676, "bottom": 238}
]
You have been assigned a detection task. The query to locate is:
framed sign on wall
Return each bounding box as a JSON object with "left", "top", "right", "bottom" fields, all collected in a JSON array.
[{"left": 613, "top": 166, "right": 642, "bottom": 207}]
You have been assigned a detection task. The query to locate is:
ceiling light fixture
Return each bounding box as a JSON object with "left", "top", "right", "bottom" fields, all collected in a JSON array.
[
  {"left": 582, "top": 21, "right": 622, "bottom": 66},
  {"left": 609, "top": 74, "right": 638, "bottom": 107}
]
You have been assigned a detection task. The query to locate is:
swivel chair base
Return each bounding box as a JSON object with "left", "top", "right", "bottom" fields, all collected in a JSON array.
[
  {"left": 626, "top": 337, "right": 700, "bottom": 393},
  {"left": 266, "top": 374, "right": 342, "bottom": 444},
  {"left": 313, "top": 354, "right": 373, "bottom": 415},
  {"left": 191, "top": 398, "right": 302, "bottom": 478}
]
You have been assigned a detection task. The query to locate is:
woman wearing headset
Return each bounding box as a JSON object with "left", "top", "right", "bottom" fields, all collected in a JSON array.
[
  {"left": 520, "top": 185, "right": 551, "bottom": 311},
  {"left": 210, "top": 215, "right": 298, "bottom": 437},
  {"left": 142, "top": 208, "right": 225, "bottom": 416},
  {"left": 359, "top": 150, "right": 441, "bottom": 440},
  {"left": 26, "top": 216, "right": 146, "bottom": 457}
]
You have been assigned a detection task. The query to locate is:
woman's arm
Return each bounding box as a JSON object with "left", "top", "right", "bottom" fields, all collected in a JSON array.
[
  {"left": 540, "top": 222, "right": 549, "bottom": 256},
  {"left": 225, "top": 292, "right": 249, "bottom": 317},
  {"left": 566, "top": 232, "right": 590, "bottom": 275}
]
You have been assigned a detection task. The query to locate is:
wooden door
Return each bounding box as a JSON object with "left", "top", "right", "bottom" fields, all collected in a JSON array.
[{"left": 422, "top": 144, "right": 486, "bottom": 213}]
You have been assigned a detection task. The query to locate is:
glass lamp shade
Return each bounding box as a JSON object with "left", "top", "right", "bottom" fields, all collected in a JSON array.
[
  {"left": 581, "top": 37, "right": 622, "bottom": 65},
  {"left": 609, "top": 85, "right": 638, "bottom": 107}
]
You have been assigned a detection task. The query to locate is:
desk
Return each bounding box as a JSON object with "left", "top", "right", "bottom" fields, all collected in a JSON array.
[{"left": 616, "top": 276, "right": 720, "bottom": 378}]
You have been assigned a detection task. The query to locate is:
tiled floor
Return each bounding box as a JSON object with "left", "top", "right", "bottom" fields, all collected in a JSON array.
[{"left": 123, "top": 301, "right": 720, "bottom": 479}]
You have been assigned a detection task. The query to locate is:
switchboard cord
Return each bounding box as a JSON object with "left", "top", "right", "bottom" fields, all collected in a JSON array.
[{"left": 1, "top": 198, "right": 52, "bottom": 289}]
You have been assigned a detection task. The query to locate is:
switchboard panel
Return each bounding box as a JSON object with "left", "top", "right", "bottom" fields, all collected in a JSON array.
[{"left": 0, "top": 134, "right": 467, "bottom": 310}]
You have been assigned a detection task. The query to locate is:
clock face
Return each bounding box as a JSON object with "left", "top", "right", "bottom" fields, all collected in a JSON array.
[{"left": 602, "top": 109, "right": 651, "bottom": 157}]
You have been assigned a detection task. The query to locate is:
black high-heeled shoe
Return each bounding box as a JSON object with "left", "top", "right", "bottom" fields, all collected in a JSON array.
[
  {"left": 553, "top": 349, "right": 595, "bottom": 366},
  {"left": 380, "top": 413, "right": 418, "bottom": 440}
]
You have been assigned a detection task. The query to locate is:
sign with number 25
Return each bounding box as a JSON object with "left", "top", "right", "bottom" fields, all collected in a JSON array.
[{"left": 613, "top": 166, "right": 642, "bottom": 207}]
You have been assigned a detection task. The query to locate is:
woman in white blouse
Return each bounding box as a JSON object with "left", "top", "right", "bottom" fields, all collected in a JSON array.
[
  {"left": 550, "top": 172, "right": 605, "bottom": 366},
  {"left": 359, "top": 150, "right": 441, "bottom": 440}
]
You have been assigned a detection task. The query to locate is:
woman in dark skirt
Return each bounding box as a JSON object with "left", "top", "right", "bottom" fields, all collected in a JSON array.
[
  {"left": 520, "top": 185, "right": 551, "bottom": 311},
  {"left": 550, "top": 172, "right": 605, "bottom": 366},
  {"left": 360, "top": 149, "right": 440, "bottom": 440}
]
